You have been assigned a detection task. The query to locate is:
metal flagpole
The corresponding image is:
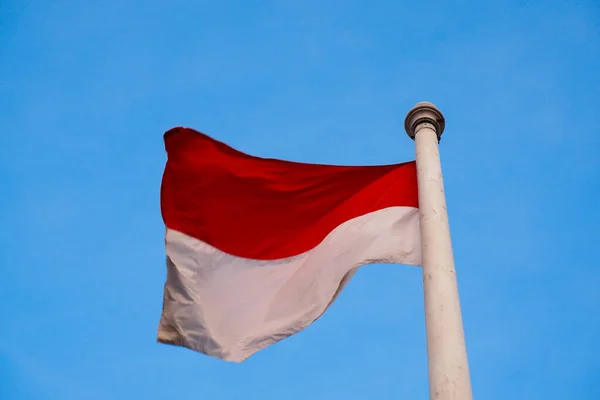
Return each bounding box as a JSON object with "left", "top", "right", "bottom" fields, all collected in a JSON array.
[{"left": 404, "top": 102, "right": 473, "bottom": 400}]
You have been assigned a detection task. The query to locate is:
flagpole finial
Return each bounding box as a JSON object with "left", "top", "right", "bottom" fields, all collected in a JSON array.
[{"left": 404, "top": 101, "right": 445, "bottom": 140}]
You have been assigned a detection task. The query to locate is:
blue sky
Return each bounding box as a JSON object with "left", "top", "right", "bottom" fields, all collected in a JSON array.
[{"left": 1, "top": 0, "right": 599, "bottom": 398}]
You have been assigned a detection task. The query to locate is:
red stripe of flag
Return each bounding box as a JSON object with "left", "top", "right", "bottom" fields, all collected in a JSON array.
[{"left": 161, "top": 128, "right": 418, "bottom": 260}]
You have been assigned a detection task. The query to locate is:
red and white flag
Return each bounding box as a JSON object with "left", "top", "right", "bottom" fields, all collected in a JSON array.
[{"left": 157, "top": 127, "right": 421, "bottom": 361}]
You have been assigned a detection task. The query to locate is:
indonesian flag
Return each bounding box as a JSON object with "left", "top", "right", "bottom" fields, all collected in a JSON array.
[{"left": 157, "top": 127, "right": 421, "bottom": 362}]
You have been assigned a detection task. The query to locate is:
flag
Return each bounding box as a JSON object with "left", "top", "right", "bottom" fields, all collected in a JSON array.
[{"left": 157, "top": 127, "right": 421, "bottom": 362}]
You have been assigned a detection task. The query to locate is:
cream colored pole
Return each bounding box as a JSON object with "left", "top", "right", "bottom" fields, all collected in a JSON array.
[{"left": 405, "top": 102, "right": 473, "bottom": 400}]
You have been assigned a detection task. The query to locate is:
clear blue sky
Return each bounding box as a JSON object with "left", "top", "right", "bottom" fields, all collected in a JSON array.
[{"left": 2, "top": 1, "right": 599, "bottom": 399}]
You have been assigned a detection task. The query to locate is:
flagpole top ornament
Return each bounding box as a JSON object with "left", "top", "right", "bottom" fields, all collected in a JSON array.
[{"left": 404, "top": 101, "right": 445, "bottom": 140}]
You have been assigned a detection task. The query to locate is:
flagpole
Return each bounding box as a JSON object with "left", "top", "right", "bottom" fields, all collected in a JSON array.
[{"left": 404, "top": 102, "right": 473, "bottom": 400}]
